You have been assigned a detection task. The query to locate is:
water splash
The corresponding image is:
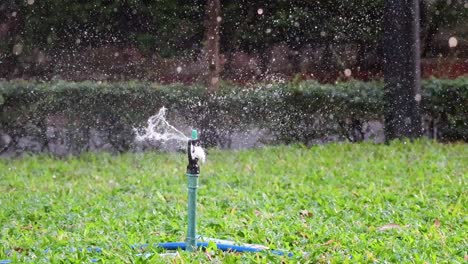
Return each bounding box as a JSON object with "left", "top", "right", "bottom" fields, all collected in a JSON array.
[
  {"left": 134, "top": 107, "right": 206, "bottom": 163},
  {"left": 191, "top": 144, "right": 206, "bottom": 163},
  {"left": 134, "top": 107, "right": 189, "bottom": 148}
]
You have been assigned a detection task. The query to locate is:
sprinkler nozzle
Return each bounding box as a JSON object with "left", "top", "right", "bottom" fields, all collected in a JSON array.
[
  {"left": 187, "top": 130, "right": 201, "bottom": 175},
  {"left": 191, "top": 129, "right": 198, "bottom": 140}
]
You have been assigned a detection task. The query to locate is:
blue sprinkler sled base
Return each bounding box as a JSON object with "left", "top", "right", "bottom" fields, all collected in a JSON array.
[
  {"left": 1, "top": 237, "right": 293, "bottom": 263},
  {"left": 158, "top": 237, "right": 292, "bottom": 257}
]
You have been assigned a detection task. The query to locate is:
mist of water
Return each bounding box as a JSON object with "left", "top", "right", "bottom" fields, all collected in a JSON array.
[
  {"left": 134, "top": 107, "right": 188, "bottom": 145},
  {"left": 134, "top": 107, "right": 205, "bottom": 162}
]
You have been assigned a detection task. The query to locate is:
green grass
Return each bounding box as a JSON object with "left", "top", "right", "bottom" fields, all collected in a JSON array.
[{"left": 0, "top": 140, "right": 466, "bottom": 263}]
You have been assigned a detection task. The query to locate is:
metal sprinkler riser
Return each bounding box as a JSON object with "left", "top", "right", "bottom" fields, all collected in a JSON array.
[{"left": 185, "top": 129, "right": 200, "bottom": 252}]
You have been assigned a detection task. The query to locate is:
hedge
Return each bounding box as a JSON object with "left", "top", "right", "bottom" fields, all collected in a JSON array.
[{"left": 0, "top": 78, "right": 466, "bottom": 154}]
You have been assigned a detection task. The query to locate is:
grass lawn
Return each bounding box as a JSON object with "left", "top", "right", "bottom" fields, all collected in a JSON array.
[{"left": 0, "top": 140, "right": 466, "bottom": 263}]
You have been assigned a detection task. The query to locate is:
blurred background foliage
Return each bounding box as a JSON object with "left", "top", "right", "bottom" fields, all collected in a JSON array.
[
  {"left": 0, "top": 0, "right": 467, "bottom": 81},
  {"left": 1, "top": 77, "right": 466, "bottom": 153}
]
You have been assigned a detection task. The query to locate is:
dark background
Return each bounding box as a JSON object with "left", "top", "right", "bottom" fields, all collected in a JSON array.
[{"left": 1, "top": 0, "right": 467, "bottom": 83}]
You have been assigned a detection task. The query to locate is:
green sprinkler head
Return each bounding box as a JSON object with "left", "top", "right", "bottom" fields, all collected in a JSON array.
[{"left": 191, "top": 129, "right": 198, "bottom": 140}]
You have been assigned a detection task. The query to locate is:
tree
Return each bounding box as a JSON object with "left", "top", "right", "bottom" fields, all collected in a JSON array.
[
  {"left": 383, "top": 0, "right": 422, "bottom": 141},
  {"left": 202, "top": 0, "right": 221, "bottom": 91}
]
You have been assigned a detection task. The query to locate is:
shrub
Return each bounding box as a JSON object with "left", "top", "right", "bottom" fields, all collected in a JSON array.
[{"left": 0, "top": 78, "right": 466, "bottom": 154}]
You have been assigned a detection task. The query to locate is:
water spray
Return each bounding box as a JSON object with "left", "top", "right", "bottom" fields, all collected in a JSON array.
[{"left": 134, "top": 107, "right": 189, "bottom": 149}]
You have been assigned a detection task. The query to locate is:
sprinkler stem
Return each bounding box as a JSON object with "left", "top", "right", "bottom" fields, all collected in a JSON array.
[{"left": 186, "top": 129, "right": 200, "bottom": 252}]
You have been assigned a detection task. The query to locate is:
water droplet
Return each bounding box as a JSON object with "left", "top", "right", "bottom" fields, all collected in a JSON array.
[
  {"left": 257, "top": 8, "right": 264, "bottom": 15},
  {"left": 265, "top": 28, "right": 272, "bottom": 34},
  {"left": 12, "top": 43, "right": 23, "bottom": 55},
  {"left": 114, "top": 52, "right": 119, "bottom": 57},
  {"left": 27, "top": 0, "right": 34, "bottom": 5},
  {"left": 176, "top": 66, "right": 182, "bottom": 73},
  {"left": 75, "top": 38, "right": 81, "bottom": 44},
  {"left": 320, "top": 31, "right": 326, "bottom": 37},
  {"left": 37, "top": 51, "right": 45, "bottom": 63},
  {"left": 216, "top": 16, "right": 222, "bottom": 22},
  {"left": 344, "top": 69, "right": 352, "bottom": 77},
  {"left": 414, "top": 94, "right": 421, "bottom": 102},
  {"left": 448, "top": 37, "right": 458, "bottom": 48},
  {"left": 11, "top": 12, "right": 17, "bottom": 17}
]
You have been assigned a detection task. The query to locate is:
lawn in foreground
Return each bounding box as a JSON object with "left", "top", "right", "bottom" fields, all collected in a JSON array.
[{"left": 0, "top": 141, "right": 466, "bottom": 263}]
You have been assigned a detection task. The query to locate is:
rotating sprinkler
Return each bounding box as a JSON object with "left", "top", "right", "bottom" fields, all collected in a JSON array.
[{"left": 158, "top": 129, "right": 292, "bottom": 257}]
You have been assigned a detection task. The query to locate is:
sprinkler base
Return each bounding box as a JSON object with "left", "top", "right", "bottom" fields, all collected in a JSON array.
[{"left": 158, "top": 236, "right": 292, "bottom": 257}]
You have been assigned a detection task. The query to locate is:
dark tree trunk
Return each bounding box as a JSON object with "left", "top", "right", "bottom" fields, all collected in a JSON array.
[
  {"left": 203, "top": 0, "right": 221, "bottom": 92},
  {"left": 383, "top": 0, "right": 422, "bottom": 141},
  {"left": 420, "top": 0, "right": 440, "bottom": 57},
  {"left": 200, "top": 0, "right": 222, "bottom": 146}
]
